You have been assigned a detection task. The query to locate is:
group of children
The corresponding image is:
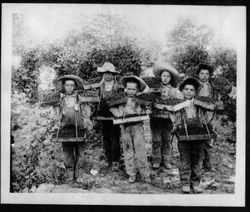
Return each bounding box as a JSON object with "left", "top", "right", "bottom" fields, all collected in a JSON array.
[{"left": 54, "top": 61, "right": 217, "bottom": 193}]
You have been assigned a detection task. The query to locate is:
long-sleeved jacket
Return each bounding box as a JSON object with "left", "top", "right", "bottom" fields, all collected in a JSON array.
[{"left": 98, "top": 79, "right": 123, "bottom": 117}]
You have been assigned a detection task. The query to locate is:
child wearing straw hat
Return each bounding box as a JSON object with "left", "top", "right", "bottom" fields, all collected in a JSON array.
[
  {"left": 195, "top": 63, "right": 216, "bottom": 172},
  {"left": 109, "top": 75, "right": 151, "bottom": 183},
  {"left": 150, "top": 64, "right": 183, "bottom": 170},
  {"left": 55, "top": 75, "right": 93, "bottom": 181},
  {"left": 97, "top": 62, "right": 122, "bottom": 171},
  {"left": 175, "top": 77, "right": 208, "bottom": 193}
]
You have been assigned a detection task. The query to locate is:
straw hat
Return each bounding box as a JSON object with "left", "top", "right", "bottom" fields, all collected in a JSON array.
[
  {"left": 195, "top": 63, "right": 214, "bottom": 75},
  {"left": 97, "top": 62, "right": 120, "bottom": 74},
  {"left": 179, "top": 77, "right": 200, "bottom": 91},
  {"left": 121, "top": 75, "right": 147, "bottom": 92},
  {"left": 153, "top": 63, "right": 180, "bottom": 87},
  {"left": 56, "top": 75, "right": 84, "bottom": 93}
]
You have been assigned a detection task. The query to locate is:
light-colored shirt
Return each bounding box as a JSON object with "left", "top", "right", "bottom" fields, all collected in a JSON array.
[
  {"left": 104, "top": 80, "right": 114, "bottom": 92},
  {"left": 198, "top": 81, "right": 213, "bottom": 98},
  {"left": 184, "top": 99, "right": 197, "bottom": 119}
]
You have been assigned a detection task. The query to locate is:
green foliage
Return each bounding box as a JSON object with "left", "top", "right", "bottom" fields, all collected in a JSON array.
[
  {"left": 12, "top": 49, "right": 40, "bottom": 101},
  {"left": 79, "top": 43, "right": 144, "bottom": 79},
  {"left": 173, "top": 44, "right": 211, "bottom": 75},
  {"left": 211, "top": 47, "right": 237, "bottom": 86},
  {"left": 167, "top": 17, "right": 214, "bottom": 48},
  {"left": 165, "top": 18, "right": 213, "bottom": 74},
  {"left": 166, "top": 17, "right": 236, "bottom": 143}
]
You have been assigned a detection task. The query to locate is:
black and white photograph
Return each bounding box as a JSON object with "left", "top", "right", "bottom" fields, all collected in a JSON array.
[{"left": 1, "top": 3, "right": 246, "bottom": 206}]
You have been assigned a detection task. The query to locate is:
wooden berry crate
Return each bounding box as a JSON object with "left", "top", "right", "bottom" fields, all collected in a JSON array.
[
  {"left": 212, "top": 85, "right": 232, "bottom": 91},
  {"left": 107, "top": 97, "right": 128, "bottom": 107},
  {"left": 83, "top": 82, "right": 101, "bottom": 90},
  {"left": 52, "top": 137, "right": 85, "bottom": 142},
  {"left": 194, "top": 99, "right": 215, "bottom": 110},
  {"left": 151, "top": 110, "right": 171, "bottom": 119},
  {"left": 151, "top": 113, "right": 171, "bottom": 119},
  {"left": 113, "top": 115, "right": 150, "bottom": 125},
  {"left": 52, "top": 128, "right": 85, "bottom": 142},
  {"left": 134, "top": 98, "right": 153, "bottom": 106},
  {"left": 176, "top": 132, "right": 217, "bottom": 141},
  {"left": 154, "top": 100, "right": 191, "bottom": 112},
  {"left": 147, "top": 88, "right": 161, "bottom": 93},
  {"left": 80, "top": 96, "right": 100, "bottom": 103},
  {"left": 93, "top": 116, "right": 114, "bottom": 121}
]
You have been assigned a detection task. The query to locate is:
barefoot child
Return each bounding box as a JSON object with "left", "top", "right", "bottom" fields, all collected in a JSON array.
[
  {"left": 109, "top": 75, "right": 151, "bottom": 183},
  {"left": 55, "top": 75, "right": 93, "bottom": 181}
]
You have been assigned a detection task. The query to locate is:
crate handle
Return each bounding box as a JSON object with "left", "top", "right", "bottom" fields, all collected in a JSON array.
[
  {"left": 181, "top": 109, "right": 189, "bottom": 140},
  {"left": 56, "top": 106, "right": 63, "bottom": 142},
  {"left": 204, "top": 120, "right": 211, "bottom": 140}
]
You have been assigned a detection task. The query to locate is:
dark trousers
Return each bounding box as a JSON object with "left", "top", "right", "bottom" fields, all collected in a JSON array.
[
  {"left": 178, "top": 140, "right": 204, "bottom": 186},
  {"left": 150, "top": 118, "right": 173, "bottom": 164},
  {"left": 101, "top": 120, "right": 120, "bottom": 163},
  {"left": 62, "top": 142, "right": 85, "bottom": 178},
  {"left": 203, "top": 140, "right": 212, "bottom": 167}
]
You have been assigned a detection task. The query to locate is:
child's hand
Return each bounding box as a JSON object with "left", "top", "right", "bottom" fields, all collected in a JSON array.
[
  {"left": 74, "top": 103, "right": 79, "bottom": 111},
  {"left": 145, "top": 105, "right": 152, "bottom": 115},
  {"left": 84, "top": 118, "right": 93, "bottom": 131}
]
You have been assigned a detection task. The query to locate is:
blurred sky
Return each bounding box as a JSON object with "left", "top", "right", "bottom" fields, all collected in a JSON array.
[{"left": 7, "top": 4, "right": 246, "bottom": 49}]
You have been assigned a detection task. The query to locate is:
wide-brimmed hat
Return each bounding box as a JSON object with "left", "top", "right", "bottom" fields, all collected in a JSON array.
[
  {"left": 121, "top": 75, "right": 147, "bottom": 92},
  {"left": 97, "top": 62, "right": 120, "bottom": 74},
  {"left": 195, "top": 63, "right": 214, "bottom": 75},
  {"left": 56, "top": 75, "right": 84, "bottom": 92},
  {"left": 179, "top": 77, "right": 200, "bottom": 91},
  {"left": 153, "top": 64, "right": 180, "bottom": 87}
]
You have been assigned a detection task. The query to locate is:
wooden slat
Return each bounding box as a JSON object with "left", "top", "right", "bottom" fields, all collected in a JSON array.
[
  {"left": 154, "top": 100, "right": 190, "bottom": 112},
  {"left": 83, "top": 83, "right": 101, "bottom": 90},
  {"left": 80, "top": 96, "right": 100, "bottom": 103},
  {"left": 177, "top": 133, "right": 217, "bottom": 141},
  {"left": 52, "top": 137, "right": 85, "bottom": 142},
  {"left": 194, "top": 99, "right": 215, "bottom": 110},
  {"left": 113, "top": 115, "right": 150, "bottom": 125},
  {"left": 93, "top": 116, "right": 114, "bottom": 121},
  {"left": 151, "top": 113, "right": 171, "bottom": 119}
]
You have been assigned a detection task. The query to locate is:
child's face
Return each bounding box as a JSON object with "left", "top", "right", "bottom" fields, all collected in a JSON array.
[
  {"left": 161, "top": 71, "right": 171, "bottom": 85},
  {"left": 125, "top": 82, "right": 138, "bottom": 97},
  {"left": 198, "top": 69, "right": 210, "bottom": 83},
  {"left": 64, "top": 80, "right": 76, "bottom": 95},
  {"left": 103, "top": 72, "right": 114, "bottom": 82},
  {"left": 182, "top": 84, "right": 196, "bottom": 100}
]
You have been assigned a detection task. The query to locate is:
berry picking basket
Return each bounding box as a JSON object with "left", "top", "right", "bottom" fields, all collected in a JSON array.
[
  {"left": 194, "top": 97, "right": 216, "bottom": 111},
  {"left": 52, "top": 127, "right": 86, "bottom": 142},
  {"left": 154, "top": 99, "right": 191, "bottom": 112},
  {"left": 113, "top": 114, "right": 150, "bottom": 125},
  {"left": 175, "top": 113, "right": 217, "bottom": 141}
]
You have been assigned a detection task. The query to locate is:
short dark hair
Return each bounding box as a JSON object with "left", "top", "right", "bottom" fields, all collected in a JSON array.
[
  {"left": 125, "top": 79, "right": 139, "bottom": 88},
  {"left": 63, "top": 79, "right": 76, "bottom": 86}
]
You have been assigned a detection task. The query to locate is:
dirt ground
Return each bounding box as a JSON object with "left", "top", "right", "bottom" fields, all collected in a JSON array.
[{"left": 11, "top": 119, "right": 235, "bottom": 194}]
